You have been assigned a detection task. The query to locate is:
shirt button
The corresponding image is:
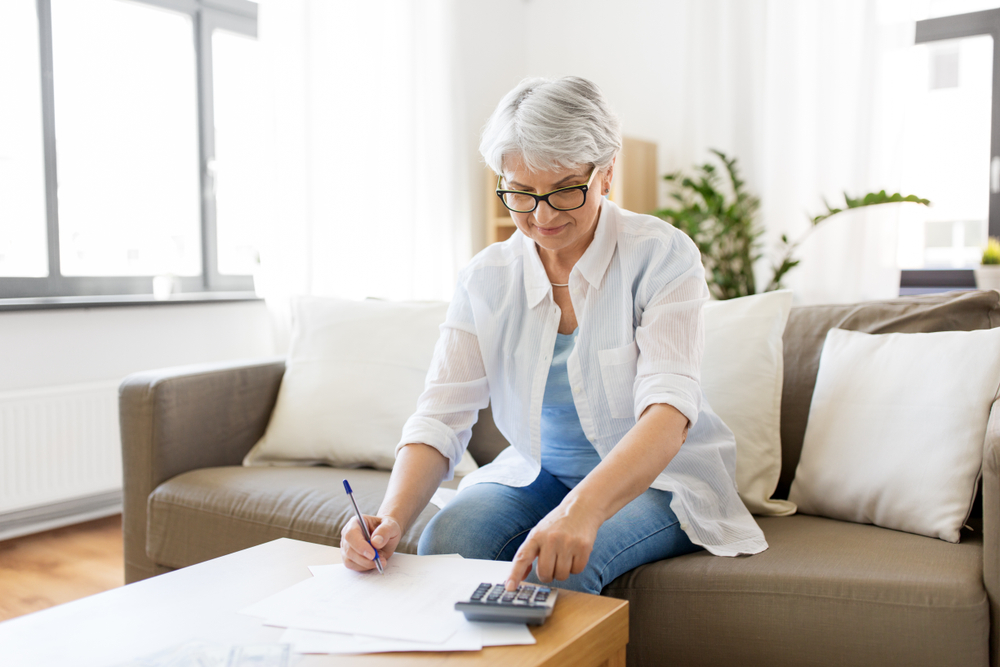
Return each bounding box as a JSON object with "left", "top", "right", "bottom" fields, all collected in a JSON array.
[{"left": 680, "top": 523, "right": 690, "bottom": 531}]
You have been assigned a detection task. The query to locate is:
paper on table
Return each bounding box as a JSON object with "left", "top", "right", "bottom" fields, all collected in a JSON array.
[
  {"left": 240, "top": 553, "right": 515, "bottom": 644},
  {"left": 278, "top": 624, "right": 482, "bottom": 654},
  {"left": 117, "top": 641, "right": 290, "bottom": 667},
  {"left": 279, "top": 618, "right": 534, "bottom": 655},
  {"left": 307, "top": 553, "right": 461, "bottom": 578},
  {"left": 475, "top": 621, "right": 537, "bottom": 647},
  {"left": 302, "top": 559, "right": 534, "bottom": 652},
  {"left": 429, "top": 487, "right": 458, "bottom": 509}
]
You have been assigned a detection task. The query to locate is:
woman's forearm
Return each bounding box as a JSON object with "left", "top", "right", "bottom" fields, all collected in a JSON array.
[
  {"left": 377, "top": 443, "right": 450, "bottom": 534},
  {"left": 565, "top": 403, "right": 688, "bottom": 524}
]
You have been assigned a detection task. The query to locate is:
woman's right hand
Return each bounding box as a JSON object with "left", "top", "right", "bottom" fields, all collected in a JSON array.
[{"left": 341, "top": 514, "right": 402, "bottom": 572}]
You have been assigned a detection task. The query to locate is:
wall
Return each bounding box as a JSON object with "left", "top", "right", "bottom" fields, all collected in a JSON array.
[
  {"left": 451, "top": 0, "right": 530, "bottom": 254},
  {"left": 0, "top": 302, "right": 276, "bottom": 393},
  {"left": 0, "top": 300, "right": 275, "bottom": 535},
  {"left": 520, "top": 0, "right": 768, "bottom": 205},
  {"left": 523, "top": 0, "right": 687, "bottom": 178}
]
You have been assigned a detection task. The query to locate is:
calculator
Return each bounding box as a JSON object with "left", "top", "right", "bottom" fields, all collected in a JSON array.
[{"left": 454, "top": 582, "right": 558, "bottom": 625}]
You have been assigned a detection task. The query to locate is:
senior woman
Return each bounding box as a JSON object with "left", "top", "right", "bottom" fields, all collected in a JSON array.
[{"left": 341, "top": 76, "right": 767, "bottom": 595}]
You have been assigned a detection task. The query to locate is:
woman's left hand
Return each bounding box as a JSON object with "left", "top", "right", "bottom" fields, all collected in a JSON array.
[{"left": 504, "top": 502, "right": 602, "bottom": 591}]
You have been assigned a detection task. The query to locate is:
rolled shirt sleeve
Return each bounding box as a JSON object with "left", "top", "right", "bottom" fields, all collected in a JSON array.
[
  {"left": 397, "top": 275, "right": 490, "bottom": 479},
  {"left": 632, "top": 232, "right": 709, "bottom": 428}
]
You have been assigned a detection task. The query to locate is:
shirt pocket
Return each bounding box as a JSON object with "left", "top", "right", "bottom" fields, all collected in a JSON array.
[{"left": 597, "top": 341, "right": 639, "bottom": 420}]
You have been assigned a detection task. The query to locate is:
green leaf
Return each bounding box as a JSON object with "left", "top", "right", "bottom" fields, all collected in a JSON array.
[
  {"left": 661, "top": 149, "right": 761, "bottom": 299},
  {"left": 811, "top": 190, "right": 931, "bottom": 226}
]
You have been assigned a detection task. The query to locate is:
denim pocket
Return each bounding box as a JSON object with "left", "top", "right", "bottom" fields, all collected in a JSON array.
[{"left": 598, "top": 341, "right": 638, "bottom": 419}]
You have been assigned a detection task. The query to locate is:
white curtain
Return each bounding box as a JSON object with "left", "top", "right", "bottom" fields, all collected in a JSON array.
[
  {"left": 302, "top": 0, "right": 469, "bottom": 303},
  {"left": 255, "top": 0, "right": 471, "bottom": 351},
  {"left": 257, "top": 0, "right": 470, "bottom": 296}
]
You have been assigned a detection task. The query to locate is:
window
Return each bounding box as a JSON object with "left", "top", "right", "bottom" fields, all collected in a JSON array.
[
  {"left": 894, "top": 7, "right": 1000, "bottom": 291},
  {"left": 0, "top": 2, "right": 48, "bottom": 279},
  {"left": 0, "top": 0, "right": 260, "bottom": 300}
]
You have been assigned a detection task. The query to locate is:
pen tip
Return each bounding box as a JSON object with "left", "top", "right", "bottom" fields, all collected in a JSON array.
[{"left": 343, "top": 479, "right": 352, "bottom": 494}]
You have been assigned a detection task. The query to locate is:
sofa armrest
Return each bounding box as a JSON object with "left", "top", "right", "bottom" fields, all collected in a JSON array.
[
  {"left": 982, "top": 397, "right": 1000, "bottom": 667},
  {"left": 119, "top": 357, "right": 285, "bottom": 583}
]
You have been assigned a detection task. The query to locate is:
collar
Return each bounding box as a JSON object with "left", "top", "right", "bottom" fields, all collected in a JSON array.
[{"left": 521, "top": 199, "right": 619, "bottom": 309}]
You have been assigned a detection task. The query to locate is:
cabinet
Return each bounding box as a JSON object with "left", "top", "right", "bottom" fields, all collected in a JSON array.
[{"left": 484, "top": 137, "right": 659, "bottom": 246}]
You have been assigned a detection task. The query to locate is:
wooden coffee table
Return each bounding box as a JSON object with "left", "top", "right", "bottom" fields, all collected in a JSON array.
[{"left": 0, "top": 538, "right": 628, "bottom": 667}]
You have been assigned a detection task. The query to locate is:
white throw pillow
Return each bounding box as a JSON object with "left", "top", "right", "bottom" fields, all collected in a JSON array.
[
  {"left": 244, "top": 297, "right": 478, "bottom": 475},
  {"left": 789, "top": 327, "right": 1000, "bottom": 542},
  {"left": 702, "top": 290, "right": 796, "bottom": 516}
]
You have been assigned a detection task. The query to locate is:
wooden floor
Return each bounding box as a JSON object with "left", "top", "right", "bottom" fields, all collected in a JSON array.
[{"left": 0, "top": 515, "right": 124, "bottom": 622}]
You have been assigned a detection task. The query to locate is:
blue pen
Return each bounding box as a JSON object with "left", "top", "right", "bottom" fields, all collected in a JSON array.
[{"left": 343, "top": 479, "right": 384, "bottom": 574}]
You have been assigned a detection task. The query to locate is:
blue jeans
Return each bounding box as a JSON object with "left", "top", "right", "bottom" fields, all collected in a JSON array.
[{"left": 418, "top": 467, "right": 703, "bottom": 594}]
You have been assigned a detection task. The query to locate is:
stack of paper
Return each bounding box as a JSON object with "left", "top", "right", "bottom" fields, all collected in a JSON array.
[{"left": 238, "top": 553, "right": 536, "bottom": 655}]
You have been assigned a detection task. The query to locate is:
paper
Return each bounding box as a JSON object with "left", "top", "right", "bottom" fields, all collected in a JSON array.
[
  {"left": 278, "top": 625, "right": 482, "bottom": 654},
  {"left": 279, "top": 620, "right": 534, "bottom": 655},
  {"left": 240, "top": 552, "right": 515, "bottom": 644},
  {"left": 306, "top": 553, "right": 461, "bottom": 578},
  {"left": 475, "top": 621, "right": 537, "bottom": 647},
  {"left": 119, "top": 641, "right": 289, "bottom": 667},
  {"left": 429, "top": 487, "right": 458, "bottom": 509}
]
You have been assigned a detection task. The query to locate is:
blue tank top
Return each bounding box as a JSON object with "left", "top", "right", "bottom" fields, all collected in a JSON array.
[{"left": 540, "top": 329, "right": 602, "bottom": 488}]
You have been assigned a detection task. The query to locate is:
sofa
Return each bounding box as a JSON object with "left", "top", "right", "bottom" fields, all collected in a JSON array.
[{"left": 120, "top": 289, "right": 1000, "bottom": 667}]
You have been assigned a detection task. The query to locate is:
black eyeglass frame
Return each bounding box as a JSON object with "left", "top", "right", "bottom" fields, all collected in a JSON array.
[{"left": 495, "top": 167, "right": 598, "bottom": 213}]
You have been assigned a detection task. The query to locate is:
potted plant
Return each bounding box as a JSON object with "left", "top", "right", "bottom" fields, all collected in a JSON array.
[
  {"left": 975, "top": 237, "right": 1000, "bottom": 292},
  {"left": 655, "top": 150, "right": 929, "bottom": 299}
]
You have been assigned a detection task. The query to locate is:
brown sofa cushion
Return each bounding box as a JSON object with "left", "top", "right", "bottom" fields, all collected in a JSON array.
[
  {"left": 146, "top": 466, "right": 448, "bottom": 570},
  {"left": 778, "top": 290, "right": 1000, "bottom": 499},
  {"left": 604, "top": 514, "right": 989, "bottom": 667}
]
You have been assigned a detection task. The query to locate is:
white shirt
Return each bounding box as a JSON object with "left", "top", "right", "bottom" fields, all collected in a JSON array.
[{"left": 398, "top": 199, "right": 768, "bottom": 557}]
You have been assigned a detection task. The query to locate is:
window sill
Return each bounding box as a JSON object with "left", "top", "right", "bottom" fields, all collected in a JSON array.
[
  {"left": 0, "top": 291, "right": 262, "bottom": 312},
  {"left": 898, "top": 286, "right": 978, "bottom": 296}
]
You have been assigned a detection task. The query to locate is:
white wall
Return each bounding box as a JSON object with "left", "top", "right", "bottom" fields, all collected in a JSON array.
[
  {"left": 0, "top": 301, "right": 274, "bottom": 537},
  {"left": 520, "top": 0, "right": 769, "bottom": 202},
  {"left": 0, "top": 302, "right": 275, "bottom": 393},
  {"left": 523, "top": 0, "right": 688, "bottom": 178},
  {"left": 451, "top": 0, "right": 530, "bottom": 253}
]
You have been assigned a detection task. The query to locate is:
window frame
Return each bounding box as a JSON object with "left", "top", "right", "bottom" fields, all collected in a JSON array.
[
  {"left": 902, "top": 8, "right": 1000, "bottom": 291},
  {"left": 0, "top": 0, "right": 258, "bottom": 300}
]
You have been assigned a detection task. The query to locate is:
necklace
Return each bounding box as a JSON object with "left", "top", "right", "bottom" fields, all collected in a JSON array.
[{"left": 550, "top": 282, "right": 569, "bottom": 287}]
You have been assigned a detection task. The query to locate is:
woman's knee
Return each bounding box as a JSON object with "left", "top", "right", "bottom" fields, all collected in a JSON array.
[
  {"left": 526, "top": 564, "right": 603, "bottom": 595},
  {"left": 418, "top": 505, "right": 501, "bottom": 559}
]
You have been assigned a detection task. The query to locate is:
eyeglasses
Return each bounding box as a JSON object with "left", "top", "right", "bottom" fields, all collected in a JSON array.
[{"left": 496, "top": 167, "right": 598, "bottom": 213}]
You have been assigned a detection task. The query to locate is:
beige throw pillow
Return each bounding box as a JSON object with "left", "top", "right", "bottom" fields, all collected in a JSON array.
[
  {"left": 244, "top": 297, "right": 478, "bottom": 474},
  {"left": 789, "top": 327, "right": 1000, "bottom": 542},
  {"left": 702, "top": 290, "right": 796, "bottom": 516}
]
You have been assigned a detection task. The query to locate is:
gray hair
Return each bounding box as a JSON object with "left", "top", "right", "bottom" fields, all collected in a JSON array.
[{"left": 479, "top": 76, "right": 622, "bottom": 176}]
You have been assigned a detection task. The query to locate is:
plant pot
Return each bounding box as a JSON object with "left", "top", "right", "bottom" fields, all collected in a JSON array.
[{"left": 974, "top": 265, "right": 1000, "bottom": 292}]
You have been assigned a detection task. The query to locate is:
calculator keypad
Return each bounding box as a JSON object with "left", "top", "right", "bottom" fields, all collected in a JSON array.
[
  {"left": 456, "top": 582, "right": 558, "bottom": 625},
  {"left": 471, "top": 583, "right": 551, "bottom": 606}
]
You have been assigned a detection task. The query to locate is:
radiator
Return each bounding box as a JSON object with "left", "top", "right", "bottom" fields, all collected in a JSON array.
[{"left": 0, "top": 380, "right": 123, "bottom": 540}]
